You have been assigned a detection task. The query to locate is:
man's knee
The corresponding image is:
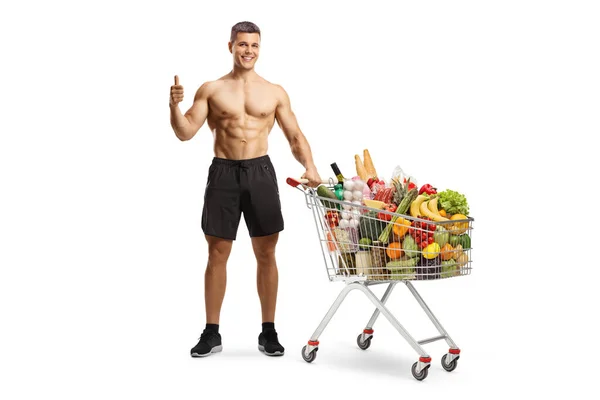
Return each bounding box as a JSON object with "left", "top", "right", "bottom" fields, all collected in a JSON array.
[
  {"left": 255, "top": 247, "right": 276, "bottom": 264},
  {"left": 252, "top": 239, "right": 276, "bottom": 266},
  {"left": 206, "top": 235, "right": 232, "bottom": 265},
  {"left": 251, "top": 233, "right": 278, "bottom": 264}
]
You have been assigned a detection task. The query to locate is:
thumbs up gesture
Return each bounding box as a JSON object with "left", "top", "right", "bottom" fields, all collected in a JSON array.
[{"left": 170, "top": 75, "right": 184, "bottom": 107}]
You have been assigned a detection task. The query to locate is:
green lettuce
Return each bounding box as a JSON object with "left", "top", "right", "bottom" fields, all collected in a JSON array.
[{"left": 438, "top": 190, "right": 469, "bottom": 215}]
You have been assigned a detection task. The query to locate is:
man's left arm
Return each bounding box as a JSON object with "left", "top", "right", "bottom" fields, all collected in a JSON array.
[{"left": 274, "top": 85, "right": 322, "bottom": 187}]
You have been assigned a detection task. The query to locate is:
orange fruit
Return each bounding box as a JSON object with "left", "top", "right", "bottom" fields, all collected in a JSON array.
[{"left": 386, "top": 242, "right": 403, "bottom": 260}]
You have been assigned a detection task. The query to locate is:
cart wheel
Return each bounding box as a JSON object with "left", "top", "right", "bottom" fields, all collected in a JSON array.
[
  {"left": 356, "top": 334, "right": 371, "bottom": 350},
  {"left": 411, "top": 362, "right": 429, "bottom": 381},
  {"left": 441, "top": 354, "right": 458, "bottom": 372},
  {"left": 301, "top": 345, "right": 317, "bottom": 363}
]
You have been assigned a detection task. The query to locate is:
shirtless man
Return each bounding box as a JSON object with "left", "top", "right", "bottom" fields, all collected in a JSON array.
[{"left": 169, "top": 21, "right": 322, "bottom": 357}]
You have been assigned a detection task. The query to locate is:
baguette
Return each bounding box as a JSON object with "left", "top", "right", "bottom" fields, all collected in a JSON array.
[
  {"left": 363, "top": 149, "right": 378, "bottom": 178},
  {"left": 354, "top": 154, "right": 368, "bottom": 181}
]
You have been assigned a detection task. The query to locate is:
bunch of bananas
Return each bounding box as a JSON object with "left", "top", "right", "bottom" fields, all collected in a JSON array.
[{"left": 409, "top": 195, "right": 449, "bottom": 222}]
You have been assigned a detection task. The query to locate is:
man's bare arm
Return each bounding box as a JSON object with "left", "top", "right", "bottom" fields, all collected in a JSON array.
[
  {"left": 274, "top": 85, "right": 317, "bottom": 171},
  {"left": 170, "top": 81, "right": 211, "bottom": 141}
]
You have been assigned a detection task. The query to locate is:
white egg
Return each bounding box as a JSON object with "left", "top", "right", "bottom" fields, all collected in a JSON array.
[
  {"left": 342, "top": 203, "right": 352, "bottom": 211},
  {"left": 341, "top": 211, "right": 352, "bottom": 220},
  {"left": 343, "top": 190, "right": 353, "bottom": 200},
  {"left": 353, "top": 180, "right": 364, "bottom": 190},
  {"left": 352, "top": 200, "right": 362, "bottom": 208},
  {"left": 338, "top": 219, "right": 350, "bottom": 229},
  {"left": 349, "top": 219, "right": 360, "bottom": 229},
  {"left": 352, "top": 190, "right": 363, "bottom": 201},
  {"left": 343, "top": 180, "right": 355, "bottom": 191}
]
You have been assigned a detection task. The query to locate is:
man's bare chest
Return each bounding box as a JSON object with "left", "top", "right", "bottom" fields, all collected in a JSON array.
[{"left": 208, "top": 87, "right": 278, "bottom": 119}]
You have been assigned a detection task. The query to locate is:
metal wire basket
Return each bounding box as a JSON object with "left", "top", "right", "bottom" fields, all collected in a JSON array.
[{"left": 287, "top": 178, "right": 473, "bottom": 283}]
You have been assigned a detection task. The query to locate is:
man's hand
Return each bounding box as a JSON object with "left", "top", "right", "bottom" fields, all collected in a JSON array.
[
  {"left": 302, "top": 167, "right": 322, "bottom": 188},
  {"left": 170, "top": 75, "right": 184, "bottom": 107}
]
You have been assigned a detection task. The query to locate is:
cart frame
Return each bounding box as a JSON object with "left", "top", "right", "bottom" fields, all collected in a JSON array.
[{"left": 287, "top": 177, "right": 471, "bottom": 380}]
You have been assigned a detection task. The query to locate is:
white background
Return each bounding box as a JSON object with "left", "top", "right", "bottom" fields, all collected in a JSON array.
[{"left": 1, "top": 0, "right": 599, "bottom": 398}]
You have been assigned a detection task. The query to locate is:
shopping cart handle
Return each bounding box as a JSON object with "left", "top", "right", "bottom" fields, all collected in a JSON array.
[
  {"left": 286, "top": 177, "right": 306, "bottom": 187},
  {"left": 286, "top": 177, "right": 332, "bottom": 187}
]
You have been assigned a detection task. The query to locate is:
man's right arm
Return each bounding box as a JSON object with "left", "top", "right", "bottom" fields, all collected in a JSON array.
[{"left": 170, "top": 81, "right": 211, "bottom": 141}]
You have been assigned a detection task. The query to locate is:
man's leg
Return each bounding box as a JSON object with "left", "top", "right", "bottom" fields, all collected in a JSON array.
[
  {"left": 194, "top": 157, "right": 241, "bottom": 357},
  {"left": 252, "top": 233, "right": 285, "bottom": 356},
  {"left": 251, "top": 233, "right": 279, "bottom": 322},
  {"left": 205, "top": 235, "right": 233, "bottom": 324},
  {"left": 190, "top": 235, "right": 233, "bottom": 357}
]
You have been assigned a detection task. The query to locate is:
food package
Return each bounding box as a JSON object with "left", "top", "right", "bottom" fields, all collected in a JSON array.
[
  {"left": 390, "top": 165, "right": 417, "bottom": 188},
  {"left": 333, "top": 227, "right": 359, "bottom": 253}
]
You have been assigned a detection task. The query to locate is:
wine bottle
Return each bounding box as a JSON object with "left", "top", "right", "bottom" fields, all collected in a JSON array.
[{"left": 330, "top": 162, "right": 345, "bottom": 184}]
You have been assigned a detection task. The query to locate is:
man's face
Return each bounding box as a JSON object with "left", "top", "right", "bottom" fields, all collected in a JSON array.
[{"left": 229, "top": 32, "right": 260, "bottom": 69}]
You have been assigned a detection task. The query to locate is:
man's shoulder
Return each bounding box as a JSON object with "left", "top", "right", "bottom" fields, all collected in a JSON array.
[
  {"left": 260, "top": 79, "right": 287, "bottom": 100},
  {"left": 193, "top": 79, "right": 224, "bottom": 98},
  {"left": 261, "top": 78, "right": 284, "bottom": 91},
  {"left": 199, "top": 79, "right": 224, "bottom": 90}
]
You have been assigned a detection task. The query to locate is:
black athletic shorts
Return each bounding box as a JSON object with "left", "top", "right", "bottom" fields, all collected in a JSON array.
[{"left": 201, "top": 155, "right": 284, "bottom": 240}]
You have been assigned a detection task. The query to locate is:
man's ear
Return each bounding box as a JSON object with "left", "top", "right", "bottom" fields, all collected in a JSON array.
[{"left": 228, "top": 41, "right": 232, "bottom": 53}]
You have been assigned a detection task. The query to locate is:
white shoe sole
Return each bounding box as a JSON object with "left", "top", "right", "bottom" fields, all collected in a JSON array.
[
  {"left": 258, "top": 344, "right": 284, "bottom": 356},
  {"left": 191, "top": 345, "right": 223, "bottom": 357}
]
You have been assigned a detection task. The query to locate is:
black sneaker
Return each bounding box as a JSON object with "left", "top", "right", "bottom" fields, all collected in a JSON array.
[
  {"left": 190, "top": 329, "right": 222, "bottom": 357},
  {"left": 258, "top": 329, "right": 285, "bottom": 356}
]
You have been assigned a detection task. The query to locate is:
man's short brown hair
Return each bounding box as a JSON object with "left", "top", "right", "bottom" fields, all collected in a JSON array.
[{"left": 230, "top": 21, "right": 261, "bottom": 44}]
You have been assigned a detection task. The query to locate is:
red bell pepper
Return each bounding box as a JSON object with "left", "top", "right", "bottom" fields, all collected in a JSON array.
[{"left": 419, "top": 184, "right": 437, "bottom": 195}]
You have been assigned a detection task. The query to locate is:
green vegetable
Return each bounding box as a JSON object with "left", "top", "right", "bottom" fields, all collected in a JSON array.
[
  {"left": 359, "top": 237, "right": 372, "bottom": 250},
  {"left": 459, "top": 234, "right": 471, "bottom": 249},
  {"left": 359, "top": 211, "right": 385, "bottom": 241},
  {"left": 387, "top": 257, "right": 417, "bottom": 280},
  {"left": 317, "top": 185, "right": 339, "bottom": 210},
  {"left": 441, "top": 260, "right": 457, "bottom": 278},
  {"left": 448, "top": 235, "right": 461, "bottom": 247},
  {"left": 378, "top": 188, "right": 418, "bottom": 243},
  {"left": 438, "top": 189, "right": 469, "bottom": 216},
  {"left": 387, "top": 257, "right": 419, "bottom": 268},
  {"left": 378, "top": 220, "right": 393, "bottom": 244},
  {"left": 433, "top": 226, "right": 449, "bottom": 247},
  {"left": 402, "top": 235, "right": 419, "bottom": 259},
  {"left": 396, "top": 188, "right": 418, "bottom": 215}
]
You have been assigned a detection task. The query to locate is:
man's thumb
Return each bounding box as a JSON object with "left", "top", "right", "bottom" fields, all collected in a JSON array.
[{"left": 174, "top": 75, "right": 179, "bottom": 86}]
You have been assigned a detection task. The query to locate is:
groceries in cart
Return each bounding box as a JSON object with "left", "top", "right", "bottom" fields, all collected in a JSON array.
[{"left": 315, "top": 149, "right": 472, "bottom": 282}]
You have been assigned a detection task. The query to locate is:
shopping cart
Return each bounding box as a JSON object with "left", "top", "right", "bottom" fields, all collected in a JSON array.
[{"left": 287, "top": 177, "right": 473, "bottom": 381}]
